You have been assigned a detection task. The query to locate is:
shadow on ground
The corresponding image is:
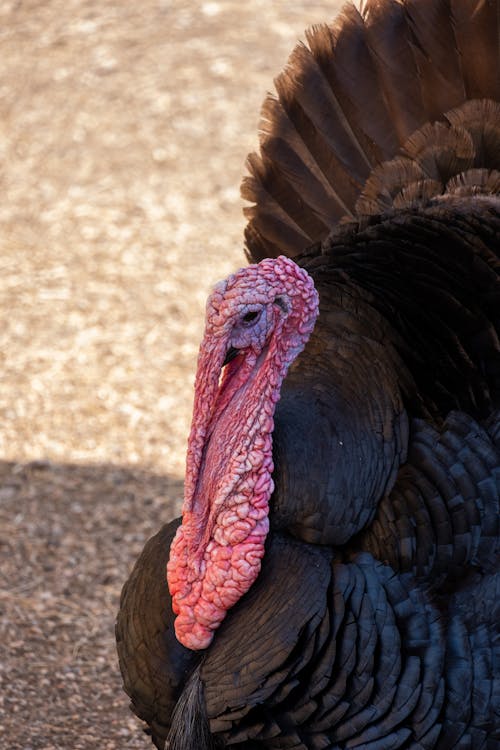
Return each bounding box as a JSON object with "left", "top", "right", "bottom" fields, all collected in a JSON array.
[{"left": 0, "top": 459, "right": 182, "bottom": 750}]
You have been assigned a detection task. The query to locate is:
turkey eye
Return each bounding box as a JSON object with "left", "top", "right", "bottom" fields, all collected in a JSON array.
[
  {"left": 274, "top": 296, "right": 288, "bottom": 313},
  {"left": 242, "top": 310, "right": 259, "bottom": 323}
]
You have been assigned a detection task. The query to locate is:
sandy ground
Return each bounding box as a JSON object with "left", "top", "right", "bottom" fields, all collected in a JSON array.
[{"left": 0, "top": 1, "right": 341, "bottom": 748}]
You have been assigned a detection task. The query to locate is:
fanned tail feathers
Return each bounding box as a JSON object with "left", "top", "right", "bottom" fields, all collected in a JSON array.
[{"left": 243, "top": 0, "right": 500, "bottom": 262}]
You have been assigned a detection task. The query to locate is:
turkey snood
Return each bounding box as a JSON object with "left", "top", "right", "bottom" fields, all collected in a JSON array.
[{"left": 167, "top": 256, "right": 319, "bottom": 649}]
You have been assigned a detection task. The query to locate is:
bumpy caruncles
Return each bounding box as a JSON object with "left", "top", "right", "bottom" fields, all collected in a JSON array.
[{"left": 167, "top": 256, "right": 319, "bottom": 649}]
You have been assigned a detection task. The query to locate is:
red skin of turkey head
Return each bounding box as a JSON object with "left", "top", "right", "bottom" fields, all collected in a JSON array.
[{"left": 167, "top": 255, "right": 319, "bottom": 650}]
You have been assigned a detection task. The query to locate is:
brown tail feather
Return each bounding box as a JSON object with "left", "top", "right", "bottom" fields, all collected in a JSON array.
[
  {"left": 446, "top": 168, "right": 500, "bottom": 196},
  {"left": 356, "top": 100, "right": 500, "bottom": 215},
  {"left": 450, "top": 0, "right": 500, "bottom": 99},
  {"left": 243, "top": 143, "right": 330, "bottom": 240},
  {"left": 402, "top": 0, "right": 465, "bottom": 118},
  {"left": 446, "top": 100, "right": 500, "bottom": 168},
  {"left": 361, "top": 0, "right": 429, "bottom": 141},
  {"left": 243, "top": 0, "right": 500, "bottom": 262},
  {"left": 275, "top": 43, "right": 369, "bottom": 201},
  {"left": 310, "top": 5, "right": 401, "bottom": 158}
]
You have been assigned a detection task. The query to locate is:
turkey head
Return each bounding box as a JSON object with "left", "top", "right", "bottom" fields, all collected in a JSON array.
[{"left": 167, "top": 255, "right": 319, "bottom": 649}]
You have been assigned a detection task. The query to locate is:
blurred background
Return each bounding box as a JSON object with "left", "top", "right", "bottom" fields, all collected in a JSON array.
[{"left": 0, "top": 1, "right": 340, "bottom": 747}]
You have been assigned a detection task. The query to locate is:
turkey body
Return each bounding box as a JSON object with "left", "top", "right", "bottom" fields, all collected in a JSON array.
[{"left": 116, "top": 1, "right": 500, "bottom": 748}]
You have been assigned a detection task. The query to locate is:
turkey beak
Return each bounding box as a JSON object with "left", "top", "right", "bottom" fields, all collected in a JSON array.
[{"left": 223, "top": 346, "right": 240, "bottom": 366}]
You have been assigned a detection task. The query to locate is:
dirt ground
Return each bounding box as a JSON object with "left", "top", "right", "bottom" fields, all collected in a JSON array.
[{"left": 0, "top": 1, "right": 342, "bottom": 748}]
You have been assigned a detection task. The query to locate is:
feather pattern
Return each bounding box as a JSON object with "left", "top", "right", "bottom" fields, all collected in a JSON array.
[
  {"left": 243, "top": 0, "right": 500, "bottom": 262},
  {"left": 357, "top": 412, "right": 500, "bottom": 581},
  {"left": 450, "top": 0, "right": 500, "bottom": 100}
]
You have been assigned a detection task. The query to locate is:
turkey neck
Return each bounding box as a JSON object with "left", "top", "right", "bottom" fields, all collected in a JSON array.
[
  {"left": 182, "top": 285, "right": 316, "bottom": 555},
  {"left": 167, "top": 294, "right": 318, "bottom": 650},
  {"left": 184, "top": 338, "right": 282, "bottom": 559}
]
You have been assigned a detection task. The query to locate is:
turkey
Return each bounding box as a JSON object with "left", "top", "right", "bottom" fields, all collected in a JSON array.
[{"left": 116, "top": 0, "right": 500, "bottom": 748}]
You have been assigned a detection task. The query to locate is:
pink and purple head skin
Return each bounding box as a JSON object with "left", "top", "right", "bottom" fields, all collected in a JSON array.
[{"left": 167, "top": 255, "right": 319, "bottom": 650}]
